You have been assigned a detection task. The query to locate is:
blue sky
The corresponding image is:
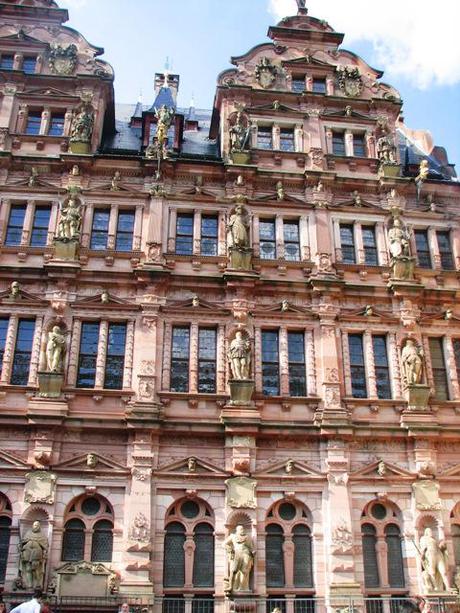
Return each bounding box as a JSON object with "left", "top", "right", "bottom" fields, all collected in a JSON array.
[{"left": 61, "top": 0, "right": 460, "bottom": 170}]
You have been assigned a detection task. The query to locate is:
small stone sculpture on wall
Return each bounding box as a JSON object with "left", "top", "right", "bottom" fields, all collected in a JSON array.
[
  {"left": 45, "top": 326, "right": 66, "bottom": 372},
  {"left": 401, "top": 339, "right": 425, "bottom": 387},
  {"left": 224, "top": 524, "right": 255, "bottom": 594},
  {"left": 57, "top": 195, "right": 82, "bottom": 241},
  {"left": 227, "top": 203, "right": 252, "bottom": 270},
  {"left": 228, "top": 331, "right": 252, "bottom": 380}
]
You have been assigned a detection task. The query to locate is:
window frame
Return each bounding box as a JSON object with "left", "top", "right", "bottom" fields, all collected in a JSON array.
[
  {"left": 332, "top": 131, "right": 346, "bottom": 156},
  {"left": 90, "top": 208, "right": 110, "bottom": 250},
  {"left": 175, "top": 213, "right": 194, "bottom": 256},
  {"left": 262, "top": 329, "right": 280, "bottom": 396},
  {"left": 259, "top": 218, "right": 277, "bottom": 260},
  {"left": 10, "top": 318, "right": 35, "bottom": 386}
]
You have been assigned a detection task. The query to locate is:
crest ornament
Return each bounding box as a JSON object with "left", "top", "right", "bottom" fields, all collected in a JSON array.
[
  {"left": 48, "top": 43, "right": 78, "bottom": 75},
  {"left": 336, "top": 65, "right": 363, "bottom": 98},
  {"left": 254, "top": 57, "right": 277, "bottom": 89}
]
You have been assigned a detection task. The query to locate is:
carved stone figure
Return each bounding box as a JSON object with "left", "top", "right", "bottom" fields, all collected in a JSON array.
[
  {"left": 155, "top": 105, "right": 174, "bottom": 153},
  {"left": 192, "top": 295, "right": 200, "bottom": 307},
  {"left": 57, "top": 196, "right": 81, "bottom": 240},
  {"left": 227, "top": 205, "right": 250, "bottom": 250},
  {"left": 130, "top": 512, "right": 149, "bottom": 542},
  {"left": 254, "top": 57, "right": 277, "bottom": 89},
  {"left": 377, "top": 133, "right": 398, "bottom": 165},
  {"left": 285, "top": 459, "right": 294, "bottom": 473},
  {"left": 101, "top": 290, "right": 109, "bottom": 304},
  {"left": 44, "top": 326, "right": 66, "bottom": 372},
  {"left": 19, "top": 520, "right": 48, "bottom": 589},
  {"left": 70, "top": 97, "right": 94, "bottom": 143},
  {"left": 336, "top": 65, "right": 363, "bottom": 97},
  {"left": 419, "top": 527, "right": 450, "bottom": 592},
  {"left": 28, "top": 167, "right": 39, "bottom": 187},
  {"left": 401, "top": 339, "right": 424, "bottom": 386},
  {"left": 10, "top": 281, "right": 20, "bottom": 299},
  {"left": 224, "top": 525, "right": 255, "bottom": 592},
  {"left": 377, "top": 460, "right": 386, "bottom": 476},
  {"left": 228, "top": 331, "right": 251, "bottom": 380},
  {"left": 187, "top": 457, "right": 197, "bottom": 472},
  {"left": 276, "top": 181, "right": 285, "bottom": 201},
  {"left": 415, "top": 160, "right": 430, "bottom": 200},
  {"left": 87, "top": 453, "right": 98, "bottom": 468},
  {"left": 111, "top": 171, "right": 121, "bottom": 191},
  {"left": 49, "top": 42, "right": 78, "bottom": 75},
  {"left": 388, "top": 217, "right": 411, "bottom": 259},
  {"left": 229, "top": 111, "right": 250, "bottom": 153}
]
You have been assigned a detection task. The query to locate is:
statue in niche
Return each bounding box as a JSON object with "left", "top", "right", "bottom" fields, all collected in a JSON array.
[
  {"left": 388, "top": 217, "right": 410, "bottom": 259},
  {"left": 229, "top": 111, "right": 250, "bottom": 153},
  {"left": 224, "top": 524, "right": 255, "bottom": 592},
  {"left": 228, "top": 331, "right": 251, "bottom": 380},
  {"left": 401, "top": 339, "right": 425, "bottom": 386},
  {"left": 57, "top": 195, "right": 81, "bottom": 240},
  {"left": 70, "top": 96, "right": 94, "bottom": 143},
  {"left": 18, "top": 520, "right": 48, "bottom": 589},
  {"left": 227, "top": 204, "right": 250, "bottom": 250},
  {"left": 419, "top": 527, "right": 450, "bottom": 592},
  {"left": 45, "top": 325, "right": 66, "bottom": 372}
]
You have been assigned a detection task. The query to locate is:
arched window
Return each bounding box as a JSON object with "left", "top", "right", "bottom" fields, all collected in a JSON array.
[
  {"left": 0, "top": 494, "right": 12, "bottom": 583},
  {"left": 192, "top": 522, "right": 214, "bottom": 587},
  {"left": 361, "top": 500, "right": 405, "bottom": 592},
  {"left": 164, "top": 522, "right": 186, "bottom": 587},
  {"left": 266, "top": 524, "right": 285, "bottom": 587},
  {"left": 61, "top": 495, "right": 114, "bottom": 562}
]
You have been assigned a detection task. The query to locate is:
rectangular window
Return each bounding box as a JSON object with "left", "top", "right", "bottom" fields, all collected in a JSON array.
[
  {"left": 5, "top": 204, "right": 26, "bottom": 246},
  {"left": 30, "top": 206, "right": 51, "bottom": 247},
  {"left": 115, "top": 210, "right": 135, "bottom": 251},
  {"left": 171, "top": 326, "right": 190, "bottom": 392},
  {"left": 22, "top": 56, "right": 36, "bottom": 74},
  {"left": 340, "top": 224, "right": 356, "bottom": 264},
  {"left": 90, "top": 209, "right": 110, "bottom": 250},
  {"left": 175, "top": 213, "right": 194, "bottom": 255},
  {"left": 280, "top": 129, "right": 295, "bottom": 152},
  {"left": 414, "top": 229, "right": 431, "bottom": 268},
  {"left": 198, "top": 328, "right": 216, "bottom": 393},
  {"left": 76, "top": 322, "right": 100, "bottom": 388},
  {"left": 288, "top": 331, "right": 306, "bottom": 396},
  {"left": 48, "top": 113, "right": 65, "bottom": 136},
  {"left": 201, "top": 215, "right": 218, "bottom": 256},
  {"left": 436, "top": 231, "right": 454, "bottom": 270},
  {"left": 429, "top": 337, "right": 449, "bottom": 400},
  {"left": 353, "top": 134, "right": 366, "bottom": 157},
  {"left": 25, "top": 111, "right": 42, "bottom": 135},
  {"left": 373, "top": 335, "right": 391, "bottom": 399},
  {"left": 257, "top": 126, "right": 273, "bottom": 150},
  {"left": 284, "top": 221, "right": 300, "bottom": 262},
  {"left": 312, "top": 78, "right": 326, "bottom": 93},
  {"left": 332, "top": 132, "right": 346, "bottom": 156},
  {"left": 291, "top": 77, "right": 305, "bottom": 93},
  {"left": 0, "top": 54, "right": 14, "bottom": 70},
  {"left": 362, "top": 226, "right": 378, "bottom": 266},
  {"left": 0, "top": 318, "right": 9, "bottom": 375},
  {"left": 260, "top": 219, "right": 276, "bottom": 260},
  {"left": 10, "top": 319, "right": 35, "bottom": 385},
  {"left": 104, "top": 322, "right": 126, "bottom": 389},
  {"left": 262, "top": 330, "right": 280, "bottom": 396},
  {"left": 348, "top": 333, "right": 367, "bottom": 398}
]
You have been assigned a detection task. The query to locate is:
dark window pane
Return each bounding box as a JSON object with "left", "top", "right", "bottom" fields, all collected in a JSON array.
[
  {"left": 91, "top": 519, "right": 113, "bottom": 562},
  {"left": 385, "top": 524, "right": 404, "bottom": 587},
  {"left": 284, "top": 222, "right": 300, "bottom": 261},
  {"left": 198, "top": 328, "right": 216, "bottom": 393},
  {"left": 176, "top": 214, "right": 194, "bottom": 255},
  {"left": 0, "top": 515, "right": 11, "bottom": 582},
  {"left": 294, "top": 598, "right": 315, "bottom": 613},
  {"left": 11, "top": 319, "right": 35, "bottom": 385},
  {"left": 453, "top": 340, "right": 460, "bottom": 388},
  {"left": 193, "top": 523, "right": 214, "bottom": 587},
  {"left": 104, "top": 323, "right": 126, "bottom": 389},
  {"left": 362, "top": 226, "right": 378, "bottom": 266},
  {"left": 163, "top": 599, "right": 184, "bottom": 613},
  {"left": 257, "top": 127, "right": 273, "bottom": 150},
  {"left": 115, "top": 210, "right": 135, "bottom": 251},
  {"left": 373, "top": 335, "right": 391, "bottom": 399},
  {"left": 48, "top": 113, "right": 65, "bottom": 136},
  {"left": 0, "top": 55, "right": 14, "bottom": 70},
  {"left": 340, "top": 224, "right": 355, "bottom": 264},
  {"left": 90, "top": 210, "right": 110, "bottom": 250},
  {"left": 76, "top": 322, "right": 100, "bottom": 388},
  {"left": 437, "top": 231, "right": 454, "bottom": 270},
  {"left": 262, "top": 330, "right": 279, "bottom": 396},
  {"left": 288, "top": 332, "right": 306, "bottom": 396},
  {"left": 0, "top": 318, "right": 8, "bottom": 375},
  {"left": 164, "top": 522, "right": 186, "bottom": 587},
  {"left": 353, "top": 134, "right": 366, "bottom": 157},
  {"left": 332, "top": 132, "right": 345, "bottom": 156},
  {"left": 292, "top": 78, "right": 305, "bottom": 93},
  {"left": 171, "top": 327, "right": 190, "bottom": 392},
  {"left": 30, "top": 206, "right": 51, "bottom": 246},
  {"left": 260, "top": 219, "right": 276, "bottom": 260},
  {"left": 25, "top": 111, "right": 42, "bottom": 135},
  {"left": 293, "top": 524, "right": 313, "bottom": 587},
  {"left": 312, "top": 78, "right": 327, "bottom": 94},
  {"left": 201, "top": 215, "right": 218, "bottom": 256},
  {"left": 5, "top": 204, "right": 26, "bottom": 246},
  {"left": 62, "top": 519, "right": 85, "bottom": 561},
  {"left": 280, "top": 129, "right": 295, "bottom": 152},
  {"left": 266, "top": 524, "right": 285, "bottom": 587},
  {"left": 362, "top": 523, "right": 380, "bottom": 587},
  {"left": 22, "top": 56, "right": 36, "bottom": 74},
  {"left": 349, "top": 333, "right": 367, "bottom": 398},
  {"left": 429, "top": 337, "right": 449, "bottom": 400},
  {"left": 415, "top": 230, "right": 431, "bottom": 268}
]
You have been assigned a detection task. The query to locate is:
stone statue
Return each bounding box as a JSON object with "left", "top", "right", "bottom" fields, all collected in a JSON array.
[
  {"left": 57, "top": 196, "right": 81, "bottom": 240},
  {"left": 45, "top": 326, "right": 66, "bottom": 372},
  {"left": 401, "top": 339, "right": 424, "bottom": 386},
  {"left": 101, "top": 291, "right": 109, "bottom": 304},
  {"left": 155, "top": 105, "right": 174, "bottom": 150},
  {"left": 86, "top": 453, "right": 98, "bottom": 468},
  {"left": 111, "top": 171, "right": 121, "bottom": 191},
  {"left": 28, "top": 167, "right": 38, "bottom": 187},
  {"left": 130, "top": 513, "right": 149, "bottom": 542},
  {"left": 229, "top": 112, "right": 249, "bottom": 153},
  {"left": 419, "top": 527, "right": 450, "bottom": 592},
  {"left": 70, "top": 98, "right": 94, "bottom": 143},
  {"left": 19, "top": 520, "right": 48, "bottom": 589},
  {"left": 415, "top": 160, "right": 430, "bottom": 200},
  {"left": 187, "top": 457, "right": 197, "bottom": 472},
  {"left": 388, "top": 217, "right": 410, "bottom": 259},
  {"left": 10, "top": 281, "right": 20, "bottom": 299},
  {"left": 377, "top": 461, "right": 386, "bottom": 476},
  {"left": 377, "top": 133, "right": 397, "bottom": 165},
  {"left": 224, "top": 524, "right": 254, "bottom": 592},
  {"left": 228, "top": 331, "right": 251, "bottom": 380},
  {"left": 227, "top": 205, "right": 250, "bottom": 250},
  {"left": 285, "top": 459, "right": 294, "bottom": 474},
  {"left": 276, "top": 181, "right": 285, "bottom": 201},
  {"left": 192, "top": 295, "right": 200, "bottom": 307}
]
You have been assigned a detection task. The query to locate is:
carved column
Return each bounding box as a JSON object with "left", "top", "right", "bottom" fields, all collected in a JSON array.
[
  {"left": 444, "top": 335, "right": 459, "bottom": 399},
  {"left": 193, "top": 210, "right": 201, "bottom": 255},
  {"left": 364, "top": 330, "right": 377, "bottom": 399},
  {"left": 218, "top": 210, "right": 227, "bottom": 256},
  {"left": 28, "top": 316, "right": 43, "bottom": 386},
  {"left": 366, "top": 131, "right": 376, "bottom": 158},
  {"left": 306, "top": 330, "right": 316, "bottom": 396},
  {"left": 254, "top": 327, "right": 262, "bottom": 393},
  {"left": 94, "top": 320, "right": 108, "bottom": 388},
  {"left": 40, "top": 108, "right": 50, "bottom": 136},
  {"left": 189, "top": 323, "right": 199, "bottom": 393},
  {"left": 21, "top": 202, "right": 34, "bottom": 246},
  {"left": 107, "top": 205, "right": 118, "bottom": 249},
  {"left": 48, "top": 202, "right": 60, "bottom": 246},
  {"left": 161, "top": 322, "right": 172, "bottom": 391},
  {"left": 354, "top": 222, "right": 364, "bottom": 264},
  {"left": 325, "top": 128, "right": 333, "bottom": 154},
  {"left": 326, "top": 77, "right": 334, "bottom": 96},
  {"left": 64, "top": 109, "right": 73, "bottom": 136},
  {"left": 275, "top": 215, "right": 284, "bottom": 260},
  {"left": 344, "top": 129, "right": 354, "bottom": 157},
  {"left": 279, "top": 327, "right": 289, "bottom": 395},
  {"left": 167, "top": 208, "right": 177, "bottom": 253},
  {"left": 252, "top": 215, "right": 260, "bottom": 258},
  {"left": 123, "top": 320, "right": 135, "bottom": 390},
  {"left": 341, "top": 330, "right": 352, "bottom": 397},
  {"left": 217, "top": 324, "right": 226, "bottom": 394},
  {"left": 332, "top": 219, "right": 342, "bottom": 262},
  {"left": 66, "top": 319, "right": 81, "bottom": 387},
  {"left": 272, "top": 124, "right": 280, "bottom": 150},
  {"left": 294, "top": 124, "right": 303, "bottom": 152},
  {"left": 428, "top": 227, "right": 441, "bottom": 270},
  {"left": 388, "top": 332, "right": 402, "bottom": 399},
  {"left": 422, "top": 335, "right": 434, "bottom": 389},
  {"left": 1, "top": 315, "right": 18, "bottom": 383},
  {"left": 299, "top": 216, "right": 310, "bottom": 261},
  {"left": 375, "top": 221, "right": 388, "bottom": 266},
  {"left": 133, "top": 205, "right": 143, "bottom": 250}
]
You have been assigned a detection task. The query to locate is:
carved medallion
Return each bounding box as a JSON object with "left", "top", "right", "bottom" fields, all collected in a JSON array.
[
  {"left": 337, "top": 65, "right": 363, "bottom": 98},
  {"left": 24, "top": 470, "right": 57, "bottom": 504},
  {"left": 254, "top": 57, "right": 277, "bottom": 89},
  {"left": 48, "top": 43, "right": 78, "bottom": 75},
  {"left": 226, "top": 476, "right": 256, "bottom": 509}
]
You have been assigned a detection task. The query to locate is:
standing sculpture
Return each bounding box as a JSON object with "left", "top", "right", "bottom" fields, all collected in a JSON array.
[
  {"left": 227, "top": 204, "right": 252, "bottom": 270},
  {"left": 228, "top": 331, "right": 251, "bottom": 380},
  {"left": 224, "top": 525, "right": 255, "bottom": 593},
  {"left": 419, "top": 527, "right": 450, "bottom": 592},
  {"left": 18, "top": 521, "right": 48, "bottom": 589},
  {"left": 45, "top": 326, "right": 66, "bottom": 372},
  {"left": 57, "top": 195, "right": 81, "bottom": 240},
  {"left": 401, "top": 339, "right": 425, "bottom": 386},
  {"left": 388, "top": 213, "right": 415, "bottom": 281},
  {"left": 229, "top": 111, "right": 250, "bottom": 154},
  {"left": 70, "top": 96, "right": 94, "bottom": 144}
]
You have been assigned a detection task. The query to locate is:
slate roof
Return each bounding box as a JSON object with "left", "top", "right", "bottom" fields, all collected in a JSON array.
[{"left": 398, "top": 130, "right": 456, "bottom": 181}]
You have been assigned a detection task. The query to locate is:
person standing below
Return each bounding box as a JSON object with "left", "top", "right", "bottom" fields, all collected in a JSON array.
[{"left": 9, "top": 588, "right": 43, "bottom": 613}]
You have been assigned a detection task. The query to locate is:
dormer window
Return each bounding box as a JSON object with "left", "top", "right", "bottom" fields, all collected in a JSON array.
[
  {"left": 0, "top": 54, "right": 14, "bottom": 70},
  {"left": 22, "top": 56, "right": 37, "bottom": 74},
  {"left": 257, "top": 126, "right": 273, "bottom": 150},
  {"left": 332, "top": 131, "right": 346, "bottom": 156},
  {"left": 312, "top": 78, "right": 327, "bottom": 94},
  {"left": 291, "top": 76, "right": 305, "bottom": 93}
]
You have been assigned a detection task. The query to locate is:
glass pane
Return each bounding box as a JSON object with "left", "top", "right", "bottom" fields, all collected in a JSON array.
[
  {"left": 164, "top": 523, "right": 186, "bottom": 587},
  {"left": 76, "top": 322, "right": 100, "bottom": 388},
  {"left": 415, "top": 230, "right": 431, "bottom": 268},
  {"left": 437, "top": 231, "right": 454, "bottom": 270},
  {"left": 201, "top": 216, "right": 218, "bottom": 256},
  {"left": 176, "top": 214, "right": 193, "bottom": 255},
  {"left": 266, "top": 526, "right": 285, "bottom": 587},
  {"left": 385, "top": 524, "right": 404, "bottom": 587},
  {"left": 23, "top": 56, "right": 36, "bottom": 74},
  {"left": 257, "top": 127, "right": 273, "bottom": 149},
  {"left": 293, "top": 525, "right": 313, "bottom": 587},
  {"left": 171, "top": 327, "right": 189, "bottom": 392},
  {"left": 0, "top": 517, "right": 11, "bottom": 582},
  {"left": 348, "top": 334, "right": 367, "bottom": 398},
  {"left": 115, "top": 210, "right": 135, "bottom": 251},
  {"left": 49, "top": 114, "right": 65, "bottom": 136},
  {"left": 280, "top": 130, "right": 295, "bottom": 152},
  {"left": 429, "top": 338, "right": 449, "bottom": 400},
  {"left": 262, "top": 331, "right": 279, "bottom": 396},
  {"left": 30, "top": 206, "right": 51, "bottom": 246},
  {"left": 284, "top": 222, "right": 300, "bottom": 261},
  {"left": 453, "top": 340, "right": 460, "bottom": 383},
  {"left": 340, "top": 224, "right": 356, "bottom": 264},
  {"left": 193, "top": 523, "right": 214, "bottom": 587},
  {"left": 10, "top": 319, "right": 35, "bottom": 385},
  {"left": 260, "top": 220, "right": 276, "bottom": 260},
  {"left": 62, "top": 520, "right": 85, "bottom": 561},
  {"left": 292, "top": 78, "right": 305, "bottom": 93},
  {"left": 332, "top": 132, "right": 345, "bottom": 156},
  {"left": 362, "top": 226, "right": 378, "bottom": 265},
  {"left": 90, "top": 210, "right": 110, "bottom": 250},
  {"left": 0, "top": 318, "right": 8, "bottom": 371},
  {"left": 288, "top": 332, "right": 306, "bottom": 397},
  {"left": 198, "top": 328, "right": 216, "bottom": 393},
  {"left": 5, "top": 205, "right": 26, "bottom": 246},
  {"left": 0, "top": 55, "right": 14, "bottom": 70},
  {"left": 25, "top": 112, "right": 42, "bottom": 135},
  {"left": 373, "top": 336, "right": 391, "bottom": 399},
  {"left": 353, "top": 135, "right": 366, "bottom": 157},
  {"left": 91, "top": 521, "right": 113, "bottom": 562},
  {"left": 362, "top": 524, "right": 380, "bottom": 587},
  {"left": 312, "top": 78, "right": 326, "bottom": 93},
  {"left": 105, "top": 324, "right": 127, "bottom": 389}
]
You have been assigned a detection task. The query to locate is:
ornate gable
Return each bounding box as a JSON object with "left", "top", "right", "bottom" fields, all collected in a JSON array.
[
  {"left": 52, "top": 453, "right": 128, "bottom": 474},
  {"left": 0, "top": 449, "right": 30, "bottom": 470},
  {"left": 349, "top": 460, "right": 414, "bottom": 481},
  {"left": 155, "top": 457, "right": 228, "bottom": 477},
  {"left": 254, "top": 459, "right": 323, "bottom": 478}
]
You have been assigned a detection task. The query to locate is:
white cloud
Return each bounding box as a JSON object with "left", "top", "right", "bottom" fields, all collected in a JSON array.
[{"left": 268, "top": 0, "right": 460, "bottom": 89}]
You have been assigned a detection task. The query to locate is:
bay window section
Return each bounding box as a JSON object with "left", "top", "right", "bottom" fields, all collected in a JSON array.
[
  {"left": 429, "top": 337, "right": 449, "bottom": 400},
  {"left": 262, "top": 330, "right": 280, "bottom": 396},
  {"left": 103, "top": 323, "right": 127, "bottom": 389},
  {"left": 90, "top": 210, "right": 110, "bottom": 250},
  {"left": 288, "top": 331, "right": 306, "bottom": 396},
  {"left": 292, "top": 77, "right": 305, "bottom": 93},
  {"left": 76, "top": 322, "right": 100, "bottom": 388},
  {"left": 30, "top": 206, "right": 51, "bottom": 247},
  {"left": 171, "top": 326, "right": 190, "bottom": 392},
  {"left": 22, "top": 56, "right": 36, "bottom": 74},
  {"left": 0, "top": 54, "right": 14, "bottom": 70},
  {"left": 201, "top": 215, "right": 218, "bottom": 256},
  {"left": 312, "top": 78, "right": 326, "bottom": 93},
  {"left": 115, "top": 210, "right": 135, "bottom": 251},
  {"left": 5, "top": 204, "right": 26, "bottom": 246},
  {"left": 373, "top": 335, "right": 391, "bottom": 399},
  {"left": 284, "top": 221, "right": 300, "bottom": 261},
  {"left": 175, "top": 214, "right": 194, "bottom": 255},
  {"left": 10, "top": 319, "right": 35, "bottom": 385},
  {"left": 260, "top": 219, "right": 276, "bottom": 260},
  {"left": 362, "top": 226, "right": 378, "bottom": 266},
  {"left": 198, "top": 328, "right": 216, "bottom": 393},
  {"left": 348, "top": 333, "right": 367, "bottom": 398},
  {"left": 340, "top": 224, "right": 356, "bottom": 264}
]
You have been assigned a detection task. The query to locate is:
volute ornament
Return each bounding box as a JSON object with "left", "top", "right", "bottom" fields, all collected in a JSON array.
[
  {"left": 48, "top": 42, "right": 78, "bottom": 75},
  {"left": 254, "top": 56, "right": 277, "bottom": 89},
  {"left": 336, "top": 65, "right": 363, "bottom": 97}
]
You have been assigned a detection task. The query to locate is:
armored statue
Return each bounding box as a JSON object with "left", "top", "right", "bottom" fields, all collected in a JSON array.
[
  {"left": 155, "top": 105, "right": 174, "bottom": 149},
  {"left": 377, "top": 133, "right": 397, "bottom": 165},
  {"left": 45, "top": 326, "right": 66, "bottom": 372},
  {"left": 57, "top": 196, "right": 81, "bottom": 240},
  {"left": 229, "top": 111, "right": 249, "bottom": 153},
  {"left": 224, "top": 524, "right": 255, "bottom": 592},
  {"left": 401, "top": 339, "right": 424, "bottom": 386},
  {"left": 227, "top": 205, "right": 250, "bottom": 250},
  {"left": 419, "top": 527, "right": 450, "bottom": 592},
  {"left": 228, "top": 331, "right": 251, "bottom": 380},
  {"left": 388, "top": 217, "right": 411, "bottom": 259},
  {"left": 70, "top": 97, "right": 94, "bottom": 143},
  {"left": 18, "top": 520, "right": 48, "bottom": 589}
]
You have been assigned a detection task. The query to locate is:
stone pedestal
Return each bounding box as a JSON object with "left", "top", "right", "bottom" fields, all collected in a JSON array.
[
  {"left": 229, "top": 380, "right": 254, "bottom": 405},
  {"left": 379, "top": 163, "right": 400, "bottom": 178},
  {"left": 391, "top": 256, "right": 415, "bottom": 281},
  {"left": 226, "top": 595, "right": 256, "bottom": 613},
  {"left": 229, "top": 247, "right": 252, "bottom": 271},
  {"left": 53, "top": 237, "right": 79, "bottom": 260},
  {"left": 69, "top": 141, "right": 90, "bottom": 154},
  {"left": 231, "top": 151, "right": 251, "bottom": 165},
  {"left": 405, "top": 384, "right": 431, "bottom": 409},
  {"left": 38, "top": 371, "right": 64, "bottom": 398}
]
